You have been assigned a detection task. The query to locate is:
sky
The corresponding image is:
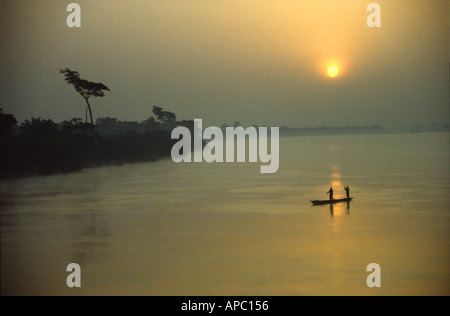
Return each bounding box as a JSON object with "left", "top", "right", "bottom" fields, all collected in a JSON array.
[{"left": 0, "top": 0, "right": 448, "bottom": 128}]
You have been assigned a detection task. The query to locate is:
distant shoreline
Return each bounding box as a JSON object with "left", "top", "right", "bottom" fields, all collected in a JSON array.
[{"left": 277, "top": 124, "right": 449, "bottom": 137}]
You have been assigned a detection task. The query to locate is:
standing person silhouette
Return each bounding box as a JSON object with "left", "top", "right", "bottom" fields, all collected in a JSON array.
[
  {"left": 344, "top": 186, "right": 350, "bottom": 200},
  {"left": 327, "top": 187, "right": 334, "bottom": 201}
]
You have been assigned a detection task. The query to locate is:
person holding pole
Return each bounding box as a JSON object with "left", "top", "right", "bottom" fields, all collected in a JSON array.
[{"left": 327, "top": 187, "right": 334, "bottom": 201}]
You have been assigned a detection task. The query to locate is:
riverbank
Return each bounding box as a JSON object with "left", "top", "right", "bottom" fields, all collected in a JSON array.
[{"left": 1, "top": 125, "right": 174, "bottom": 179}]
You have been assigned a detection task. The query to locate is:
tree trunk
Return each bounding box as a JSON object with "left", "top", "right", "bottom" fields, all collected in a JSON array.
[{"left": 84, "top": 98, "right": 94, "bottom": 126}]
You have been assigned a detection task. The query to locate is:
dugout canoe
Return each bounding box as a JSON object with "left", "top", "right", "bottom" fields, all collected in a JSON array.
[{"left": 311, "top": 198, "right": 353, "bottom": 206}]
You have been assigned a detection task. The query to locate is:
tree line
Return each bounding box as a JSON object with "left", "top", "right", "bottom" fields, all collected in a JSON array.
[
  {"left": 0, "top": 69, "right": 196, "bottom": 178},
  {"left": 0, "top": 107, "right": 193, "bottom": 179}
]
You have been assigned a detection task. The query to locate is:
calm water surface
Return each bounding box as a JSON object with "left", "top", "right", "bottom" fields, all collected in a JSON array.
[{"left": 1, "top": 132, "right": 449, "bottom": 295}]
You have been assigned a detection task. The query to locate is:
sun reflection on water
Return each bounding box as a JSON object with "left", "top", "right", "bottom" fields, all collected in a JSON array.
[{"left": 329, "top": 165, "right": 350, "bottom": 233}]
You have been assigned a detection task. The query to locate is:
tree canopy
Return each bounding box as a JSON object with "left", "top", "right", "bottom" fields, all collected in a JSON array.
[
  {"left": 153, "top": 106, "right": 176, "bottom": 124},
  {"left": 60, "top": 68, "right": 110, "bottom": 125},
  {"left": 0, "top": 108, "right": 18, "bottom": 137},
  {"left": 60, "top": 68, "right": 110, "bottom": 99}
]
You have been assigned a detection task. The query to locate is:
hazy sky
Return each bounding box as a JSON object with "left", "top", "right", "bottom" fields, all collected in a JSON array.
[{"left": 0, "top": 0, "right": 448, "bottom": 127}]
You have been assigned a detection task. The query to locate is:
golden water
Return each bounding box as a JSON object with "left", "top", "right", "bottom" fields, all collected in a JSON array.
[{"left": 1, "top": 133, "right": 448, "bottom": 295}]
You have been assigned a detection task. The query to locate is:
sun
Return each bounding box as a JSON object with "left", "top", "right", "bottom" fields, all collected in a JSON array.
[{"left": 327, "top": 66, "right": 340, "bottom": 78}]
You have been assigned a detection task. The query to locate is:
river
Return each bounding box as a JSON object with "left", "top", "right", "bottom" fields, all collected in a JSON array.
[{"left": 1, "top": 132, "right": 448, "bottom": 295}]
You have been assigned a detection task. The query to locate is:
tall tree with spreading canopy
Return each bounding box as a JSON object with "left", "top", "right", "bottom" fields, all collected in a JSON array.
[{"left": 60, "top": 68, "right": 110, "bottom": 125}]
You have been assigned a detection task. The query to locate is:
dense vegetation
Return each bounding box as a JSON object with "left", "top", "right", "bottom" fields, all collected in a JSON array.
[{"left": 0, "top": 107, "right": 192, "bottom": 179}]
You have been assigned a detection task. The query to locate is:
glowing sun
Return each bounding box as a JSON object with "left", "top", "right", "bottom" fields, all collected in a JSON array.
[{"left": 327, "top": 66, "right": 340, "bottom": 78}]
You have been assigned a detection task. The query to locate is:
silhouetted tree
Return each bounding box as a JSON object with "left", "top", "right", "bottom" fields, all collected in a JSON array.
[
  {"left": 139, "top": 116, "right": 161, "bottom": 133},
  {"left": 20, "top": 118, "right": 60, "bottom": 138},
  {"left": 153, "top": 106, "right": 176, "bottom": 125},
  {"left": 60, "top": 68, "right": 110, "bottom": 125},
  {"left": 0, "top": 108, "right": 17, "bottom": 138},
  {"left": 62, "top": 118, "right": 93, "bottom": 136}
]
